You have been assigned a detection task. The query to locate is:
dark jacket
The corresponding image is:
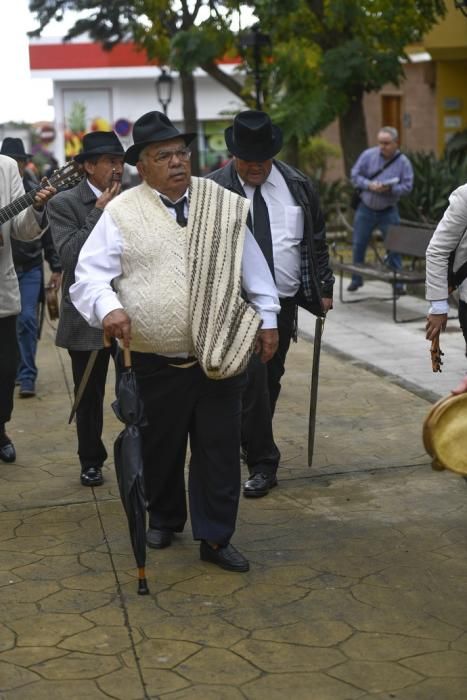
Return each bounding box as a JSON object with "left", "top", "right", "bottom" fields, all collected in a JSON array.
[
  {"left": 11, "top": 171, "right": 61, "bottom": 274},
  {"left": 47, "top": 177, "right": 105, "bottom": 351},
  {"left": 208, "top": 159, "right": 334, "bottom": 316}
]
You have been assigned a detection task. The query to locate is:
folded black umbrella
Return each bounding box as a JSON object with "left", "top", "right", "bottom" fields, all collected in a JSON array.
[{"left": 112, "top": 346, "right": 149, "bottom": 595}]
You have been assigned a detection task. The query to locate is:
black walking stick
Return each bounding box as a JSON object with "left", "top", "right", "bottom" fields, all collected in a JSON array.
[{"left": 308, "top": 315, "right": 325, "bottom": 467}]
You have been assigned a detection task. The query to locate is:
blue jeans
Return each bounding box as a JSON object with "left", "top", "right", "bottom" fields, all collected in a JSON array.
[
  {"left": 16, "top": 265, "right": 42, "bottom": 386},
  {"left": 351, "top": 203, "right": 401, "bottom": 287}
]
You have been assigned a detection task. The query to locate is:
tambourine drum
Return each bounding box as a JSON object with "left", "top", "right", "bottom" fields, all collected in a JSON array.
[
  {"left": 45, "top": 285, "right": 59, "bottom": 321},
  {"left": 422, "top": 393, "right": 467, "bottom": 475},
  {"left": 422, "top": 395, "right": 453, "bottom": 458}
]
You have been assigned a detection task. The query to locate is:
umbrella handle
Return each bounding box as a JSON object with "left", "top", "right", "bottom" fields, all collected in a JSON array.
[
  {"left": 123, "top": 346, "right": 132, "bottom": 369},
  {"left": 103, "top": 333, "right": 131, "bottom": 367}
]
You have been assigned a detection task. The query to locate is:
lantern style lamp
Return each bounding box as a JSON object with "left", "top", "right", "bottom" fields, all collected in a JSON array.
[
  {"left": 155, "top": 68, "right": 174, "bottom": 115},
  {"left": 239, "top": 25, "right": 271, "bottom": 110}
]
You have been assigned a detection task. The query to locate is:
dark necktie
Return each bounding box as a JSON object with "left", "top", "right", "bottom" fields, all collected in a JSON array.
[
  {"left": 253, "top": 185, "right": 275, "bottom": 279},
  {"left": 160, "top": 195, "right": 187, "bottom": 227}
]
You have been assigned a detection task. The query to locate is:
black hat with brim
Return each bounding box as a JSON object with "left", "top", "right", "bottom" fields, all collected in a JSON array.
[
  {"left": 0, "top": 137, "right": 32, "bottom": 160},
  {"left": 225, "top": 110, "right": 283, "bottom": 162},
  {"left": 125, "top": 111, "right": 196, "bottom": 166},
  {"left": 74, "top": 131, "right": 125, "bottom": 163}
]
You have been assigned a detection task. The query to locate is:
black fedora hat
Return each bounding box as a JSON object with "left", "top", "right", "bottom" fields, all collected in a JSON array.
[
  {"left": 225, "top": 110, "right": 283, "bottom": 162},
  {"left": 125, "top": 111, "right": 196, "bottom": 166},
  {"left": 75, "top": 131, "right": 125, "bottom": 163},
  {"left": 0, "top": 137, "right": 32, "bottom": 160}
]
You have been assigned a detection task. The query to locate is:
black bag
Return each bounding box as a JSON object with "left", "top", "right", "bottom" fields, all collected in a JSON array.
[
  {"left": 351, "top": 152, "right": 402, "bottom": 211},
  {"left": 350, "top": 189, "right": 362, "bottom": 210},
  {"left": 448, "top": 249, "right": 467, "bottom": 292}
]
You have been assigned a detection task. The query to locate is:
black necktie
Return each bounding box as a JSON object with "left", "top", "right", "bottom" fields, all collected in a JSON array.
[
  {"left": 253, "top": 186, "right": 275, "bottom": 279},
  {"left": 160, "top": 195, "right": 187, "bottom": 227}
]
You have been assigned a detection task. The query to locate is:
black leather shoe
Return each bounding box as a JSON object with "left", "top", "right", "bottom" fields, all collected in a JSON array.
[
  {"left": 200, "top": 541, "right": 249, "bottom": 572},
  {"left": 347, "top": 281, "right": 363, "bottom": 292},
  {"left": 80, "top": 467, "right": 104, "bottom": 487},
  {"left": 243, "top": 472, "right": 278, "bottom": 498},
  {"left": 146, "top": 528, "right": 173, "bottom": 549},
  {"left": 0, "top": 441, "right": 16, "bottom": 463}
]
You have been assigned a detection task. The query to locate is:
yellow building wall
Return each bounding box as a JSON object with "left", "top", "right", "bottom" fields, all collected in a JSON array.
[
  {"left": 423, "top": 4, "right": 467, "bottom": 155},
  {"left": 424, "top": 5, "right": 467, "bottom": 60},
  {"left": 435, "top": 60, "right": 467, "bottom": 154}
]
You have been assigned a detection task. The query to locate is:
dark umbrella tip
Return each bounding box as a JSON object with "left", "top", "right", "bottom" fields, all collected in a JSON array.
[{"left": 138, "top": 578, "right": 150, "bottom": 595}]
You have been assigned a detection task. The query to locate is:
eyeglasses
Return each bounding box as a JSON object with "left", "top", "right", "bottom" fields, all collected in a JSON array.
[{"left": 153, "top": 148, "right": 192, "bottom": 164}]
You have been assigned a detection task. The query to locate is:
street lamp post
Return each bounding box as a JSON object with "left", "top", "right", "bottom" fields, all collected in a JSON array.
[
  {"left": 155, "top": 68, "right": 174, "bottom": 115},
  {"left": 240, "top": 24, "right": 271, "bottom": 110},
  {"left": 454, "top": 0, "right": 467, "bottom": 16}
]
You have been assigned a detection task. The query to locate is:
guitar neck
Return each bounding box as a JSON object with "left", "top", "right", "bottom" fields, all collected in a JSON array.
[
  {"left": 0, "top": 188, "right": 38, "bottom": 225},
  {"left": 0, "top": 161, "right": 81, "bottom": 226}
]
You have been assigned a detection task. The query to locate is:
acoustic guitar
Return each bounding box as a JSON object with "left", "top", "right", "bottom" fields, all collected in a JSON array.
[{"left": 0, "top": 160, "right": 82, "bottom": 231}]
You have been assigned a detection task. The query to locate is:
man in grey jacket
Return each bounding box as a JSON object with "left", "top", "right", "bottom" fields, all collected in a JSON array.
[
  {"left": 0, "top": 154, "right": 55, "bottom": 463},
  {"left": 209, "top": 110, "right": 334, "bottom": 498},
  {"left": 0, "top": 138, "right": 62, "bottom": 398},
  {"left": 47, "top": 131, "right": 124, "bottom": 487},
  {"left": 426, "top": 183, "right": 467, "bottom": 392}
]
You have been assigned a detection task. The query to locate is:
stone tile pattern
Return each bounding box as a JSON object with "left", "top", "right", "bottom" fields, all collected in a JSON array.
[{"left": 0, "top": 329, "right": 467, "bottom": 699}]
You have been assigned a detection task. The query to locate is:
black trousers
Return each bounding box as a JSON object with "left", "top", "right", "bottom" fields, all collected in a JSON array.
[
  {"left": 68, "top": 347, "right": 112, "bottom": 471},
  {"left": 131, "top": 352, "right": 246, "bottom": 545},
  {"left": 242, "top": 297, "right": 296, "bottom": 476},
  {"left": 458, "top": 300, "right": 467, "bottom": 355},
  {"left": 0, "top": 315, "right": 19, "bottom": 430}
]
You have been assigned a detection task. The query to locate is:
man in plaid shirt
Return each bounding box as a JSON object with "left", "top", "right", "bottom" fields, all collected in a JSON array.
[{"left": 209, "top": 110, "right": 334, "bottom": 498}]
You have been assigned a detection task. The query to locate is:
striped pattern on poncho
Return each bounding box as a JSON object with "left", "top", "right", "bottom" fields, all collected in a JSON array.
[{"left": 187, "top": 177, "right": 261, "bottom": 379}]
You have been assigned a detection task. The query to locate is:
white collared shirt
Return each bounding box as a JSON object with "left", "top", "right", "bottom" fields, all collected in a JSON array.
[
  {"left": 239, "top": 163, "right": 304, "bottom": 298},
  {"left": 155, "top": 187, "right": 189, "bottom": 216},
  {"left": 87, "top": 179, "right": 102, "bottom": 198},
  {"left": 70, "top": 187, "right": 279, "bottom": 336}
]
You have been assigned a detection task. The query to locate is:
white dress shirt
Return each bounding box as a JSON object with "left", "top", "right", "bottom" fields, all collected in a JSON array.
[
  {"left": 70, "top": 187, "right": 279, "bottom": 337},
  {"left": 240, "top": 164, "right": 304, "bottom": 298},
  {"left": 87, "top": 180, "right": 102, "bottom": 198}
]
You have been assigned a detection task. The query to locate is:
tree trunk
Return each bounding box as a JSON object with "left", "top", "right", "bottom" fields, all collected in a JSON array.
[
  {"left": 338, "top": 92, "right": 368, "bottom": 177},
  {"left": 180, "top": 69, "right": 200, "bottom": 176}
]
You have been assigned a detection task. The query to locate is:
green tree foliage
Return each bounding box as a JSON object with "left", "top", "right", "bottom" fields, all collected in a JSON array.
[
  {"left": 399, "top": 148, "right": 467, "bottom": 223},
  {"left": 247, "top": 0, "right": 446, "bottom": 173},
  {"left": 29, "top": 1, "right": 447, "bottom": 174}
]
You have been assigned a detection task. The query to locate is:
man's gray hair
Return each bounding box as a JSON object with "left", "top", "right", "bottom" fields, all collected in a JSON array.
[{"left": 379, "top": 126, "right": 399, "bottom": 142}]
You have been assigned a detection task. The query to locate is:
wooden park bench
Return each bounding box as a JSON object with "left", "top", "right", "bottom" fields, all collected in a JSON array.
[{"left": 331, "top": 222, "right": 435, "bottom": 322}]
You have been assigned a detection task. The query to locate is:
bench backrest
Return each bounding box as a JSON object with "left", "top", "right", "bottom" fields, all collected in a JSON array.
[{"left": 386, "top": 224, "right": 435, "bottom": 257}]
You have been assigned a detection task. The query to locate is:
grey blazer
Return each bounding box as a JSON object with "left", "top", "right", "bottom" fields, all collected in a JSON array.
[
  {"left": 0, "top": 155, "right": 43, "bottom": 318},
  {"left": 47, "top": 178, "right": 105, "bottom": 350},
  {"left": 426, "top": 184, "right": 467, "bottom": 304}
]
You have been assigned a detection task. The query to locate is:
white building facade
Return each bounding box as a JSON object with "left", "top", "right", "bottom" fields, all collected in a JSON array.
[{"left": 29, "top": 38, "right": 246, "bottom": 172}]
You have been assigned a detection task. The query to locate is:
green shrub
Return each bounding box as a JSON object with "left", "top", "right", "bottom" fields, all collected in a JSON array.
[
  {"left": 399, "top": 145, "right": 467, "bottom": 224},
  {"left": 300, "top": 137, "right": 341, "bottom": 181}
]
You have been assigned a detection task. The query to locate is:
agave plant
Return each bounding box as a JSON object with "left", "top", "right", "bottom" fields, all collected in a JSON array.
[
  {"left": 445, "top": 129, "right": 467, "bottom": 171},
  {"left": 399, "top": 149, "right": 467, "bottom": 224}
]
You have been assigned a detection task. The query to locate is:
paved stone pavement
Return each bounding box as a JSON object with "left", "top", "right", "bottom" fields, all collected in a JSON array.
[{"left": 1, "top": 297, "right": 467, "bottom": 700}]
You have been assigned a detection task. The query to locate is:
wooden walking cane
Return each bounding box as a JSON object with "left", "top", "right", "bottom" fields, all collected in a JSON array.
[
  {"left": 68, "top": 334, "right": 112, "bottom": 423},
  {"left": 308, "top": 315, "right": 325, "bottom": 466}
]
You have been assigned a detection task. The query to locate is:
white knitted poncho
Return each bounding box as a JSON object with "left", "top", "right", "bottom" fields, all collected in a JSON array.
[{"left": 107, "top": 177, "right": 262, "bottom": 379}]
